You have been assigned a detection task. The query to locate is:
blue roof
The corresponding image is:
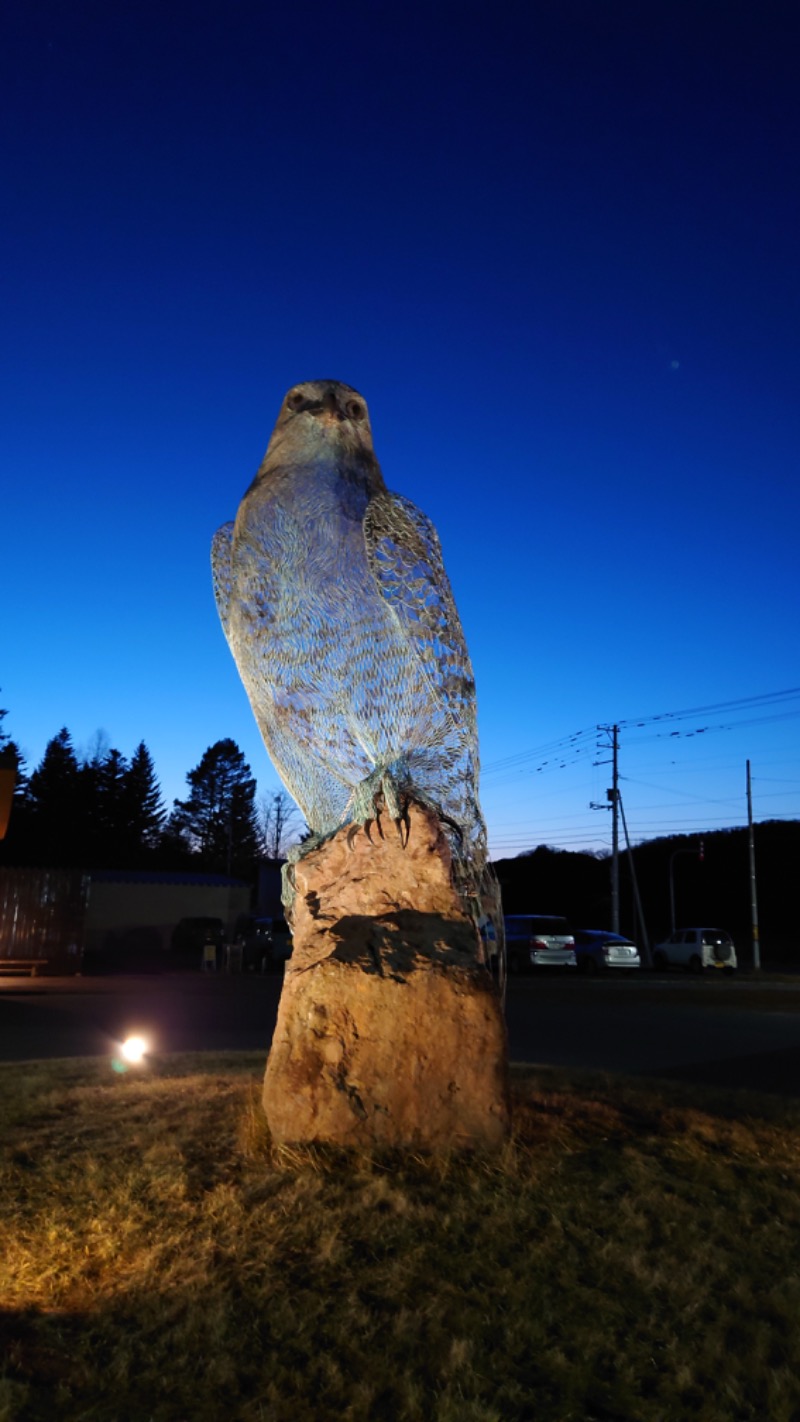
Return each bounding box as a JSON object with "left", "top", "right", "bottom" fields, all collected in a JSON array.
[{"left": 90, "top": 870, "right": 250, "bottom": 887}]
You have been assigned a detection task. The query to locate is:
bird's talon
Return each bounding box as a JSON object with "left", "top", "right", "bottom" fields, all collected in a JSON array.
[{"left": 346, "top": 825, "right": 360, "bottom": 852}]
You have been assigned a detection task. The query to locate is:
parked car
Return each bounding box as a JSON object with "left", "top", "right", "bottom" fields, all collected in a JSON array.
[
  {"left": 572, "top": 929, "right": 641, "bottom": 973},
  {"left": 233, "top": 915, "right": 293, "bottom": 971},
  {"left": 267, "top": 917, "right": 293, "bottom": 965},
  {"left": 171, "top": 917, "right": 226, "bottom": 967},
  {"left": 652, "top": 927, "right": 737, "bottom": 974},
  {"left": 504, "top": 915, "right": 576, "bottom": 971}
]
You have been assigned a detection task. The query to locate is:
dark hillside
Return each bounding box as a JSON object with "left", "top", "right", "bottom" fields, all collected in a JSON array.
[
  {"left": 493, "top": 820, "right": 800, "bottom": 966},
  {"left": 494, "top": 846, "right": 610, "bottom": 925}
]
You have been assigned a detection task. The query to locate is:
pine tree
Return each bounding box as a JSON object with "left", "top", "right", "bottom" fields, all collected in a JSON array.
[
  {"left": 27, "top": 728, "right": 81, "bottom": 864},
  {"left": 124, "top": 742, "right": 166, "bottom": 856},
  {"left": 3, "top": 741, "right": 29, "bottom": 801},
  {"left": 0, "top": 695, "right": 35, "bottom": 859},
  {"left": 1, "top": 741, "right": 35, "bottom": 860},
  {"left": 0, "top": 699, "right": 17, "bottom": 844},
  {"left": 75, "top": 730, "right": 112, "bottom": 863},
  {"left": 170, "top": 739, "right": 259, "bottom": 877},
  {"left": 0, "top": 697, "right": 12, "bottom": 766},
  {"left": 157, "top": 811, "right": 196, "bottom": 868},
  {"left": 91, "top": 747, "right": 129, "bottom": 864}
]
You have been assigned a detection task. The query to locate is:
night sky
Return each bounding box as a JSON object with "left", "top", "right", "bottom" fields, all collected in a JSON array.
[{"left": 4, "top": 0, "right": 799, "bottom": 856}]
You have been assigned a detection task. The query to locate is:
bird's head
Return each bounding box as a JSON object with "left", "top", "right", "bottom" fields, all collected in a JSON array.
[{"left": 266, "top": 380, "right": 376, "bottom": 465}]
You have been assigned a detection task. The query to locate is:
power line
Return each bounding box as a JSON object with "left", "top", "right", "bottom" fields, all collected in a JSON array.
[
  {"left": 481, "top": 686, "right": 800, "bottom": 779},
  {"left": 482, "top": 688, "right": 800, "bottom": 855},
  {"left": 621, "top": 776, "right": 743, "bottom": 808},
  {"left": 482, "top": 728, "right": 596, "bottom": 777},
  {"left": 618, "top": 686, "right": 800, "bottom": 730},
  {"left": 487, "top": 806, "right": 800, "bottom": 856},
  {"left": 630, "top": 708, "right": 800, "bottom": 745}
]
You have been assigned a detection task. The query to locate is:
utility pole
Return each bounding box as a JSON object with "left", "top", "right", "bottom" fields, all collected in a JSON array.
[
  {"left": 610, "top": 725, "right": 620, "bottom": 934},
  {"left": 747, "top": 760, "right": 761, "bottom": 971},
  {"left": 618, "top": 792, "right": 650, "bottom": 966},
  {"left": 271, "top": 793, "right": 284, "bottom": 860},
  {"left": 592, "top": 725, "right": 621, "bottom": 933}
]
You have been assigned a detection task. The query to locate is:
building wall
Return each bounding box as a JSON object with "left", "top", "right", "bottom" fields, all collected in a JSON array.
[{"left": 85, "top": 878, "right": 252, "bottom": 955}]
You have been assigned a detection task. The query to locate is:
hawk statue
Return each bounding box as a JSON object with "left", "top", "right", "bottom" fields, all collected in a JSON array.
[{"left": 212, "top": 379, "right": 495, "bottom": 917}]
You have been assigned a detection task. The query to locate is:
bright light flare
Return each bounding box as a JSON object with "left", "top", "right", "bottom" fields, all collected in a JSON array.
[{"left": 120, "top": 1034, "right": 149, "bottom": 1064}]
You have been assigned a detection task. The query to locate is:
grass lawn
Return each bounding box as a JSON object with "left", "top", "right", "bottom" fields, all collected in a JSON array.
[{"left": 2, "top": 1052, "right": 800, "bottom": 1422}]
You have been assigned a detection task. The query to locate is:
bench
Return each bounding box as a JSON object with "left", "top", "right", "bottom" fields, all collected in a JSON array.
[{"left": 0, "top": 960, "right": 48, "bottom": 977}]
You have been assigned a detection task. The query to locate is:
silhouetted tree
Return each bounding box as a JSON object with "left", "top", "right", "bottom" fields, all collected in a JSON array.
[
  {"left": 74, "top": 730, "right": 111, "bottom": 861},
  {"left": 80, "top": 729, "right": 112, "bottom": 769},
  {"left": 73, "top": 739, "right": 166, "bottom": 866},
  {"left": 94, "top": 748, "right": 128, "bottom": 852},
  {"left": 0, "top": 695, "right": 34, "bottom": 858},
  {"left": 0, "top": 741, "right": 36, "bottom": 860},
  {"left": 4, "top": 741, "right": 29, "bottom": 800},
  {"left": 26, "top": 728, "right": 81, "bottom": 864},
  {"left": 156, "top": 812, "right": 196, "bottom": 868},
  {"left": 258, "top": 789, "right": 305, "bottom": 859},
  {"left": 0, "top": 697, "right": 11, "bottom": 765},
  {"left": 123, "top": 742, "right": 166, "bottom": 856},
  {"left": 170, "top": 739, "right": 259, "bottom": 878},
  {"left": 0, "top": 699, "right": 19, "bottom": 847}
]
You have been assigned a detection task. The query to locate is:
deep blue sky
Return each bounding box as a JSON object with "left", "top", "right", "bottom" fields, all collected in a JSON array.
[{"left": 3, "top": 0, "right": 799, "bottom": 856}]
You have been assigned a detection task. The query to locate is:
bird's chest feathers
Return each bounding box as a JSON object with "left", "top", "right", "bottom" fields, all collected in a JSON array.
[{"left": 238, "top": 465, "right": 376, "bottom": 631}]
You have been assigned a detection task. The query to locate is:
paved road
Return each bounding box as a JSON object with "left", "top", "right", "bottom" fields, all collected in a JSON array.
[
  {"left": 2, "top": 972, "right": 800, "bottom": 1096},
  {"left": 0, "top": 974, "right": 284, "bottom": 1063},
  {"left": 505, "top": 975, "right": 800, "bottom": 1095}
]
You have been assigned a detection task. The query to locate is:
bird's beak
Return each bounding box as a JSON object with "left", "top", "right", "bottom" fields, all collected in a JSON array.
[{"left": 316, "top": 391, "right": 339, "bottom": 425}]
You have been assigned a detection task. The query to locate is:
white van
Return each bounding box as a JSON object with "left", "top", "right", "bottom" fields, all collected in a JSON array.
[{"left": 652, "top": 927, "right": 737, "bottom": 974}]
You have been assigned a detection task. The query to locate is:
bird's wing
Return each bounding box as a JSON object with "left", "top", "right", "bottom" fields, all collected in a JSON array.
[
  {"left": 211, "top": 521, "right": 235, "bottom": 643},
  {"left": 210, "top": 515, "right": 349, "bottom": 833},
  {"left": 362, "top": 490, "right": 477, "bottom": 736}
]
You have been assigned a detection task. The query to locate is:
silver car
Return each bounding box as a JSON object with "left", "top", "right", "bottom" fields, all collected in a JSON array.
[{"left": 504, "top": 915, "right": 576, "bottom": 971}]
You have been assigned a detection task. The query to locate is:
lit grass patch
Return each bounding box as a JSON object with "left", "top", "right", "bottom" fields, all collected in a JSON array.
[{"left": 2, "top": 1055, "right": 800, "bottom": 1421}]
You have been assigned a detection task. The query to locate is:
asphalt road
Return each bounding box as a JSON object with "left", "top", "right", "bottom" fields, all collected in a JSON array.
[{"left": 2, "top": 971, "right": 800, "bottom": 1097}]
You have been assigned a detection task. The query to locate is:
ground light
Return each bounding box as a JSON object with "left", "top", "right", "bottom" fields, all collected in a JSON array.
[{"left": 111, "top": 1034, "right": 152, "bottom": 1072}]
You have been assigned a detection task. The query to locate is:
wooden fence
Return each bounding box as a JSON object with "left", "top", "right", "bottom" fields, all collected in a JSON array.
[{"left": 0, "top": 867, "right": 89, "bottom": 973}]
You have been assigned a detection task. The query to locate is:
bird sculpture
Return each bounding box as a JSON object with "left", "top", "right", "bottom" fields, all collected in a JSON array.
[{"left": 211, "top": 379, "right": 491, "bottom": 900}]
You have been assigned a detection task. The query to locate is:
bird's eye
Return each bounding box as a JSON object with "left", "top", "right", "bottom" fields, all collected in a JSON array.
[
  {"left": 345, "top": 399, "right": 365, "bottom": 420},
  {"left": 286, "top": 391, "right": 305, "bottom": 411}
]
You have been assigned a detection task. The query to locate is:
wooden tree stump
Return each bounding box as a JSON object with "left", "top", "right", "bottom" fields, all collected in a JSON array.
[{"left": 263, "top": 801, "right": 510, "bottom": 1150}]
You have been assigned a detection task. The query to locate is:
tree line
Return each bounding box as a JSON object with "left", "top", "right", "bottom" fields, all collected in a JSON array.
[
  {"left": 4, "top": 700, "right": 795, "bottom": 957},
  {"left": 0, "top": 701, "right": 303, "bottom": 879},
  {"left": 495, "top": 821, "right": 800, "bottom": 961}
]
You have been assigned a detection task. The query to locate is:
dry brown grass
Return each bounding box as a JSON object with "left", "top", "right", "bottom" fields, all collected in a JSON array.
[{"left": 2, "top": 1053, "right": 800, "bottom": 1421}]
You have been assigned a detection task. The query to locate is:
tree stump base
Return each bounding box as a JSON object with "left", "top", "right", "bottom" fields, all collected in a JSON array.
[{"left": 263, "top": 802, "right": 510, "bottom": 1150}]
